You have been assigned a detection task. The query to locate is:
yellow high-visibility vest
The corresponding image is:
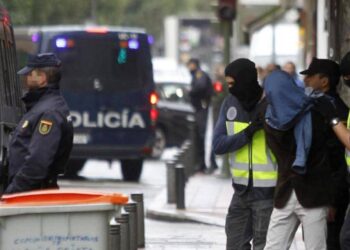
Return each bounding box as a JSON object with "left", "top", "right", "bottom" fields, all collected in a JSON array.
[
  {"left": 346, "top": 112, "right": 350, "bottom": 170},
  {"left": 226, "top": 121, "right": 277, "bottom": 187}
]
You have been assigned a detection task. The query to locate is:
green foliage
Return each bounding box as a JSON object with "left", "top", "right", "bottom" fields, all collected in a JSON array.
[
  {"left": 0, "top": 0, "right": 211, "bottom": 37},
  {"left": 0, "top": 0, "right": 211, "bottom": 25},
  {"left": 2, "top": 0, "right": 91, "bottom": 25}
]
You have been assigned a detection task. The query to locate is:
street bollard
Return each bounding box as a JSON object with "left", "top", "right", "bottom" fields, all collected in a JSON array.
[
  {"left": 124, "top": 202, "right": 138, "bottom": 250},
  {"left": 115, "top": 210, "right": 130, "bottom": 250},
  {"left": 166, "top": 160, "right": 176, "bottom": 204},
  {"left": 175, "top": 164, "right": 186, "bottom": 209},
  {"left": 131, "top": 193, "right": 145, "bottom": 248},
  {"left": 109, "top": 219, "right": 121, "bottom": 250}
]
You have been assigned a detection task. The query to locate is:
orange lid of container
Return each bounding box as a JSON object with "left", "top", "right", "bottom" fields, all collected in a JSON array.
[{"left": 0, "top": 189, "right": 129, "bottom": 206}]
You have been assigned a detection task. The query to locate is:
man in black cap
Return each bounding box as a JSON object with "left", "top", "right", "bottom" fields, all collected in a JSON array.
[
  {"left": 213, "top": 58, "right": 276, "bottom": 250},
  {"left": 2, "top": 53, "right": 73, "bottom": 194},
  {"left": 311, "top": 53, "right": 350, "bottom": 249},
  {"left": 262, "top": 58, "right": 348, "bottom": 250}
]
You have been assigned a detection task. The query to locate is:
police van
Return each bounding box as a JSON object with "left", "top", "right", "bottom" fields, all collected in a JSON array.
[
  {"left": 0, "top": 9, "right": 23, "bottom": 193},
  {"left": 14, "top": 25, "right": 157, "bottom": 181}
]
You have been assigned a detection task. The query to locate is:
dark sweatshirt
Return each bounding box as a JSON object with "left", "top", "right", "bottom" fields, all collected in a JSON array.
[{"left": 265, "top": 108, "right": 346, "bottom": 208}]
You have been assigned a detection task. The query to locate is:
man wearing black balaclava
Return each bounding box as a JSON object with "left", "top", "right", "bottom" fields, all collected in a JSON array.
[{"left": 212, "top": 58, "right": 276, "bottom": 250}]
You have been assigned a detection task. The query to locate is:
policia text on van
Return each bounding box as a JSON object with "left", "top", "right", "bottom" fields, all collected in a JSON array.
[
  {"left": 14, "top": 25, "right": 158, "bottom": 181},
  {"left": 70, "top": 110, "right": 146, "bottom": 129}
]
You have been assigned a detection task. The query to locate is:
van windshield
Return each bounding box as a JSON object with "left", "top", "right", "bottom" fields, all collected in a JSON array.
[{"left": 46, "top": 31, "right": 153, "bottom": 91}]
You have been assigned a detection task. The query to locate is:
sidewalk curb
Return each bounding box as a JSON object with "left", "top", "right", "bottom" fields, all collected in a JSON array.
[{"left": 146, "top": 189, "right": 225, "bottom": 227}]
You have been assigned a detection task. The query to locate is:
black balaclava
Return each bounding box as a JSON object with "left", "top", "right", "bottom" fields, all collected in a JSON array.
[
  {"left": 340, "top": 51, "right": 350, "bottom": 87},
  {"left": 225, "top": 58, "right": 262, "bottom": 111}
]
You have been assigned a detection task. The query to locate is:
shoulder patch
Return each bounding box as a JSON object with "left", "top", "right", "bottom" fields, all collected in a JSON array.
[
  {"left": 226, "top": 107, "right": 237, "bottom": 121},
  {"left": 196, "top": 71, "right": 203, "bottom": 79},
  {"left": 39, "top": 120, "right": 53, "bottom": 135}
]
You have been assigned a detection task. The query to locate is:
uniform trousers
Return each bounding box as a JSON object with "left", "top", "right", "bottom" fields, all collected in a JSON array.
[
  {"left": 226, "top": 191, "right": 273, "bottom": 250},
  {"left": 194, "top": 107, "right": 208, "bottom": 170}
]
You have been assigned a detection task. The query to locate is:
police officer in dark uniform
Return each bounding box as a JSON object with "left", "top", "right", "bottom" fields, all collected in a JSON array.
[
  {"left": 187, "top": 58, "right": 214, "bottom": 173},
  {"left": 2, "top": 53, "right": 73, "bottom": 194}
]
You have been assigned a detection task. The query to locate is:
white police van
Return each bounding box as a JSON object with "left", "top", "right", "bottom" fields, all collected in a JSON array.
[{"left": 14, "top": 25, "right": 157, "bottom": 181}]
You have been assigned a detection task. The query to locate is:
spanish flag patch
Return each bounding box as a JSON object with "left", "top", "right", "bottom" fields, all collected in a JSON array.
[{"left": 38, "top": 120, "right": 53, "bottom": 135}]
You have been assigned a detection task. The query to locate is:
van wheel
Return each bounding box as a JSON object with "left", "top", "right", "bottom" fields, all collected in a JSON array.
[
  {"left": 121, "top": 159, "right": 143, "bottom": 181},
  {"left": 63, "top": 159, "right": 86, "bottom": 179},
  {"left": 152, "top": 127, "right": 166, "bottom": 159}
]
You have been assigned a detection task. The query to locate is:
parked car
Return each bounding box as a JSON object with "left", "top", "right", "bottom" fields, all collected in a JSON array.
[{"left": 152, "top": 65, "right": 194, "bottom": 158}]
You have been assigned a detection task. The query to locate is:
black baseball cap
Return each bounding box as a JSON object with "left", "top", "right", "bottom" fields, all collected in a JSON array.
[
  {"left": 17, "top": 52, "right": 61, "bottom": 75},
  {"left": 300, "top": 57, "right": 340, "bottom": 77},
  {"left": 187, "top": 58, "right": 200, "bottom": 67}
]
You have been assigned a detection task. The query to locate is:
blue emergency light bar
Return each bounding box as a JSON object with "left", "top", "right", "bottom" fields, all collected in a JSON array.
[
  {"left": 128, "top": 39, "right": 139, "bottom": 50},
  {"left": 56, "top": 38, "right": 67, "bottom": 48},
  {"left": 148, "top": 35, "right": 154, "bottom": 45},
  {"left": 31, "top": 33, "right": 39, "bottom": 43},
  {"left": 55, "top": 38, "right": 75, "bottom": 48}
]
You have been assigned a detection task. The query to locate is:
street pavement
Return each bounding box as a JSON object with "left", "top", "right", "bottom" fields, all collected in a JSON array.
[
  {"left": 146, "top": 219, "right": 226, "bottom": 250},
  {"left": 60, "top": 156, "right": 306, "bottom": 249},
  {"left": 60, "top": 158, "right": 227, "bottom": 249},
  {"left": 147, "top": 169, "right": 306, "bottom": 250}
]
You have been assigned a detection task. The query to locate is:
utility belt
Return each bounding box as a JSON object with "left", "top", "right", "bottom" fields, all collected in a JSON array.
[{"left": 2, "top": 172, "right": 59, "bottom": 194}]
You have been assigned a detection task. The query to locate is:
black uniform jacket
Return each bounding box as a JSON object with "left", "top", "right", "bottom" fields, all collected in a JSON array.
[
  {"left": 189, "top": 69, "right": 213, "bottom": 111},
  {"left": 265, "top": 108, "right": 343, "bottom": 208},
  {"left": 328, "top": 91, "right": 349, "bottom": 207},
  {"left": 4, "top": 87, "right": 73, "bottom": 194}
]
